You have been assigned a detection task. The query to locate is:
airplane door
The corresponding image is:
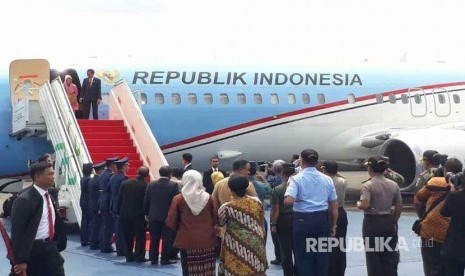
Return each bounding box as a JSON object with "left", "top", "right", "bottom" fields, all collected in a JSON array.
[
  {"left": 9, "top": 59, "right": 50, "bottom": 104},
  {"left": 432, "top": 88, "right": 451, "bottom": 117},
  {"left": 408, "top": 88, "right": 427, "bottom": 117}
]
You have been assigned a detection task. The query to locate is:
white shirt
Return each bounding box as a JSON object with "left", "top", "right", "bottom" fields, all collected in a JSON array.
[
  {"left": 184, "top": 163, "right": 192, "bottom": 170},
  {"left": 212, "top": 167, "right": 219, "bottom": 172},
  {"left": 33, "top": 185, "right": 56, "bottom": 240}
]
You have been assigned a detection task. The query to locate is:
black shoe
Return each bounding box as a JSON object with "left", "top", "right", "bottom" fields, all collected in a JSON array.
[
  {"left": 160, "top": 260, "right": 177, "bottom": 265},
  {"left": 126, "top": 257, "right": 135, "bottom": 262},
  {"left": 90, "top": 246, "right": 100, "bottom": 250},
  {"left": 270, "top": 259, "right": 281, "bottom": 265},
  {"left": 169, "top": 254, "right": 180, "bottom": 261},
  {"left": 81, "top": 242, "right": 90, "bottom": 246},
  {"left": 117, "top": 252, "right": 125, "bottom": 257},
  {"left": 136, "top": 258, "right": 150, "bottom": 263},
  {"left": 151, "top": 260, "right": 158, "bottom": 265}
]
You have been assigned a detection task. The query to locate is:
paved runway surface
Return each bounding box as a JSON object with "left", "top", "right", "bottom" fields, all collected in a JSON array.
[{"left": 1, "top": 209, "right": 424, "bottom": 276}]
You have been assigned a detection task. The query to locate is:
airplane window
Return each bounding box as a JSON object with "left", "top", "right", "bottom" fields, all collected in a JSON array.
[
  {"left": 288, "top": 93, "right": 296, "bottom": 104},
  {"left": 376, "top": 94, "right": 383, "bottom": 104},
  {"left": 254, "top": 93, "right": 262, "bottom": 104},
  {"left": 453, "top": 94, "right": 460, "bottom": 104},
  {"left": 172, "top": 93, "right": 181, "bottom": 105},
  {"left": 237, "top": 93, "right": 246, "bottom": 104},
  {"left": 140, "top": 93, "right": 147, "bottom": 105},
  {"left": 302, "top": 93, "right": 310, "bottom": 104},
  {"left": 317, "top": 93, "right": 325, "bottom": 104},
  {"left": 155, "top": 93, "right": 164, "bottom": 104},
  {"left": 220, "top": 93, "right": 229, "bottom": 104},
  {"left": 347, "top": 93, "right": 356, "bottom": 104},
  {"left": 271, "top": 93, "right": 279, "bottom": 105},
  {"left": 389, "top": 94, "right": 396, "bottom": 104},
  {"left": 188, "top": 93, "right": 197, "bottom": 105},
  {"left": 204, "top": 93, "right": 213, "bottom": 105},
  {"left": 414, "top": 94, "right": 422, "bottom": 104},
  {"left": 437, "top": 94, "right": 446, "bottom": 104},
  {"left": 401, "top": 94, "right": 409, "bottom": 104}
]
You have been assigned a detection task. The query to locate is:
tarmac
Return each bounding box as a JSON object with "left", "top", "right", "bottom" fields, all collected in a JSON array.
[{"left": 0, "top": 171, "right": 424, "bottom": 275}]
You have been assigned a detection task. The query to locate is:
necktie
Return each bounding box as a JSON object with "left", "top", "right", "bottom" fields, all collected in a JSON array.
[{"left": 44, "top": 193, "right": 55, "bottom": 240}]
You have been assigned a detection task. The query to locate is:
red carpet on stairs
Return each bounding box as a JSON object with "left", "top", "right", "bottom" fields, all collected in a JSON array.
[
  {"left": 78, "top": 120, "right": 141, "bottom": 178},
  {"left": 79, "top": 119, "right": 153, "bottom": 250}
]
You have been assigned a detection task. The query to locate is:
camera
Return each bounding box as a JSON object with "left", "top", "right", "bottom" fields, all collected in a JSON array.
[
  {"left": 447, "top": 172, "right": 465, "bottom": 187},
  {"left": 257, "top": 161, "right": 272, "bottom": 173}
]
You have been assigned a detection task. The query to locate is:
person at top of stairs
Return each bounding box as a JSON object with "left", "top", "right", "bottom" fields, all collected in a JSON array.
[
  {"left": 99, "top": 156, "right": 118, "bottom": 253},
  {"left": 79, "top": 69, "right": 102, "bottom": 120},
  {"left": 109, "top": 157, "right": 130, "bottom": 257}
]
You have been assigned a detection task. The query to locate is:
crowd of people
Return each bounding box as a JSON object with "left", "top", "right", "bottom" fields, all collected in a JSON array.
[{"left": 6, "top": 148, "right": 465, "bottom": 276}]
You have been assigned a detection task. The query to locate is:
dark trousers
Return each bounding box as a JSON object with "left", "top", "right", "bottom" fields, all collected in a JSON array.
[
  {"left": 100, "top": 211, "right": 115, "bottom": 252},
  {"left": 27, "top": 240, "right": 65, "bottom": 276},
  {"left": 89, "top": 211, "right": 101, "bottom": 249},
  {"left": 80, "top": 208, "right": 90, "bottom": 244},
  {"left": 293, "top": 211, "right": 330, "bottom": 276},
  {"left": 149, "top": 220, "right": 174, "bottom": 262},
  {"left": 363, "top": 214, "right": 397, "bottom": 276},
  {"left": 82, "top": 98, "right": 98, "bottom": 119},
  {"left": 121, "top": 217, "right": 146, "bottom": 261},
  {"left": 277, "top": 212, "right": 294, "bottom": 276},
  {"left": 271, "top": 225, "right": 281, "bottom": 262},
  {"left": 445, "top": 257, "right": 465, "bottom": 276},
  {"left": 114, "top": 216, "right": 126, "bottom": 256},
  {"left": 328, "top": 207, "right": 348, "bottom": 276},
  {"left": 421, "top": 239, "right": 445, "bottom": 276}
]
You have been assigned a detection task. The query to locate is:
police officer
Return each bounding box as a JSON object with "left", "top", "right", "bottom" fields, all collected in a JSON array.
[
  {"left": 80, "top": 163, "right": 93, "bottom": 246},
  {"left": 109, "top": 157, "right": 130, "bottom": 256},
  {"left": 414, "top": 150, "right": 441, "bottom": 193},
  {"left": 88, "top": 162, "right": 105, "bottom": 250},
  {"left": 99, "top": 156, "right": 119, "bottom": 253},
  {"left": 358, "top": 156, "right": 402, "bottom": 276}
]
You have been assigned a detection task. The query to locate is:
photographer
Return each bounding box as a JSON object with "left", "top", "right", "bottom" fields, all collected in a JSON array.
[
  {"left": 414, "top": 158, "right": 462, "bottom": 276},
  {"left": 440, "top": 171, "right": 465, "bottom": 276}
]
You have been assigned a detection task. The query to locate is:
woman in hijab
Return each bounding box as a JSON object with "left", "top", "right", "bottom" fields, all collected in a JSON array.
[
  {"left": 64, "top": 75, "right": 79, "bottom": 112},
  {"left": 165, "top": 170, "right": 217, "bottom": 276},
  {"left": 211, "top": 171, "right": 225, "bottom": 186},
  {"left": 218, "top": 175, "right": 268, "bottom": 275}
]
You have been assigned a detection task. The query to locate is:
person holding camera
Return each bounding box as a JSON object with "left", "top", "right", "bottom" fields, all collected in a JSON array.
[
  {"left": 414, "top": 158, "right": 462, "bottom": 276},
  {"left": 440, "top": 170, "right": 465, "bottom": 276}
]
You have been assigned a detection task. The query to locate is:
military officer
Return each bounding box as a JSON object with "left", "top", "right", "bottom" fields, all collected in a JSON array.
[
  {"left": 88, "top": 162, "right": 105, "bottom": 250},
  {"left": 99, "top": 156, "right": 119, "bottom": 253},
  {"left": 414, "top": 150, "right": 440, "bottom": 194},
  {"left": 109, "top": 157, "right": 130, "bottom": 256},
  {"left": 79, "top": 163, "right": 93, "bottom": 246}
]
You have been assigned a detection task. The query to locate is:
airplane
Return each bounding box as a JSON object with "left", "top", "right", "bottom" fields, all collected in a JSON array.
[{"left": 2, "top": 58, "right": 465, "bottom": 194}]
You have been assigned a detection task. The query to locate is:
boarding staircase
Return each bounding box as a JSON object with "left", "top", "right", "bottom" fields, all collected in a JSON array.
[{"left": 37, "top": 78, "right": 167, "bottom": 227}]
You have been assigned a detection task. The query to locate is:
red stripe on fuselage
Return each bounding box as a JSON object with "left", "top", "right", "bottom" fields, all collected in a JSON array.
[{"left": 160, "top": 81, "right": 465, "bottom": 150}]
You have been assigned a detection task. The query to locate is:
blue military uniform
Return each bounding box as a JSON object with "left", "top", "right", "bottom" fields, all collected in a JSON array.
[
  {"left": 99, "top": 156, "right": 119, "bottom": 253},
  {"left": 109, "top": 157, "right": 129, "bottom": 256},
  {"left": 88, "top": 162, "right": 105, "bottom": 250},
  {"left": 79, "top": 163, "right": 93, "bottom": 246}
]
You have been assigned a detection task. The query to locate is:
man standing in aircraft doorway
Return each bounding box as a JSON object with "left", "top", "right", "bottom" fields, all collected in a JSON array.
[{"left": 79, "top": 69, "right": 102, "bottom": 120}]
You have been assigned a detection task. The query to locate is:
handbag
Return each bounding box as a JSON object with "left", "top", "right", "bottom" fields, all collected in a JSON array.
[{"left": 412, "top": 191, "right": 449, "bottom": 235}]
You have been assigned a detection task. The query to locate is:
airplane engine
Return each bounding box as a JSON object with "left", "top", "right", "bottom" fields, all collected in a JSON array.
[{"left": 378, "top": 128, "right": 465, "bottom": 192}]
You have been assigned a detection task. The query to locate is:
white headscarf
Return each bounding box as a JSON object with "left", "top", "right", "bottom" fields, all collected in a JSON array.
[{"left": 181, "top": 170, "right": 210, "bottom": 216}]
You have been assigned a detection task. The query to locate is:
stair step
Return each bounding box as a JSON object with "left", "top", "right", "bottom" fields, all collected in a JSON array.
[
  {"left": 80, "top": 126, "right": 128, "bottom": 133},
  {"left": 90, "top": 153, "right": 141, "bottom": 163},
  {"left": 87, "top": 146, "right": 137, "bottom": 154},
  {"left": 78, "top": 120, "right": 124, "bottom": 127},
  {"left": 83, "top": 132, "right": 130, "bottom": 140},
  {"left": 85, "top": 139, "right": 133, "bottom": 147}
]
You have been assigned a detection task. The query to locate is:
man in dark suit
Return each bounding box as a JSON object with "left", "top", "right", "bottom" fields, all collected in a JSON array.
[
  {"left": 88, "top": 162, "right": 106, "bottom": 250},
  {"left": 11, "top": 162, "right": 67, "bottom": 276},
  {"left": 79, "top": 68, "right": 102, "bottom": 120},
  {"left": 202, "top": 156, "right": 226, "bottom": 194},
  {"left": 79, "top": 163, "right": 93, "bottom": 246},
  {"left": 117, "top": 166, "right": 150, "bottom": 262},
  {"left": 109, "top": 157, "right": 129, "bottom": 256},
  {"left": 182, "top": 152, "right": 193, "bottom": 173},
  {"left": 144, "top": 166, "right": 179, "bottom": 265},
  {"left": 99, "top": 156, "right": 118, "bottom": 253}
]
